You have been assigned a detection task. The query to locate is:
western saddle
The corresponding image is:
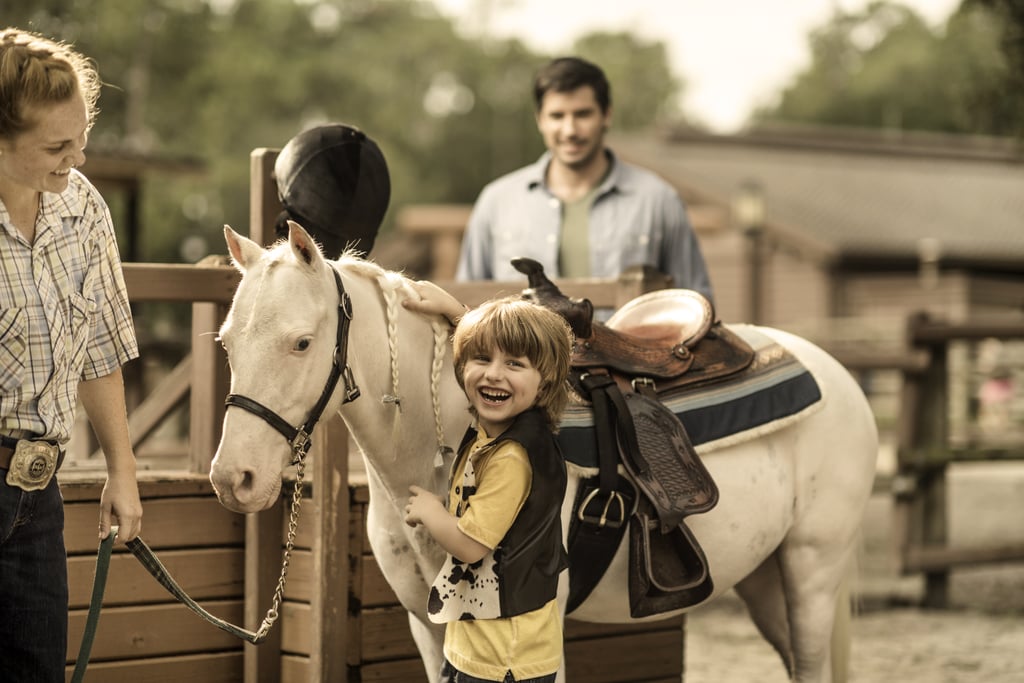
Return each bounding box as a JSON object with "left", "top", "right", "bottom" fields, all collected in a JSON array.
[{"left": 513, "top": 258, "right": 755, "bottom": 617}]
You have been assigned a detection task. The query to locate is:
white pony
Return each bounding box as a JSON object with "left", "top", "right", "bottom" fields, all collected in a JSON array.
[{"left": 210, "top": 223, "right": 878, "bottom": 683}]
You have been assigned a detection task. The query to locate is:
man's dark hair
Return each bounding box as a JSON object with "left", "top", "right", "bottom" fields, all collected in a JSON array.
[{"left": 532, "top": 56, "right": 611, "bottom": 113}]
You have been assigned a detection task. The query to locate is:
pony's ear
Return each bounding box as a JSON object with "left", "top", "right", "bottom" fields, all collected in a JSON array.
[
  {"left": 287, "top": 220, "right": 325, "bottom": 268},
  {"left": 224, "top": 225, "right": 263, "bottom": 272}
]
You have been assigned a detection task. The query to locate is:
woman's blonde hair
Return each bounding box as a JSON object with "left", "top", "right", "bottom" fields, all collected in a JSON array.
[
  {"left": 453, "top": 297, "right": 574, "bottom": 429},
  {"left": 0, "top": 28, "right": 100, "bottom": 139}
]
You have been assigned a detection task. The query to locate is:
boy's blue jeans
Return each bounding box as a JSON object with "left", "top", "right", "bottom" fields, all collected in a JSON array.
[
  {"left": 440, "top": 660, "right": 557, "bottom": 683},
  {"left": 0, "top": 476, "right": 68, "bottom": 682}
]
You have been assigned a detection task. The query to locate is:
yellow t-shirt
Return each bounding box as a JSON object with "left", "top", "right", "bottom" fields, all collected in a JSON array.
[{"left": 441, "top": 431, "right": 563, "bottom": 680}]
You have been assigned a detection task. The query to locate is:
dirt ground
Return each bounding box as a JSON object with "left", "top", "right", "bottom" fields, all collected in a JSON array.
[{"left": 682, "top": 462, "right": 1024, "bottom": 683}]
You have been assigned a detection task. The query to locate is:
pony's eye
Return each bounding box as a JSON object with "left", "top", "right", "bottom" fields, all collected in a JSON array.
[{"left": 294, "top": 338, "right": 311, "bottom": 352}]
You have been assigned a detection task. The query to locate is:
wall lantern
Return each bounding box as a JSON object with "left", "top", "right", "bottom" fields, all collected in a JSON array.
[{"left": 733, "top": 180, "right": 765, "bottom": 323}]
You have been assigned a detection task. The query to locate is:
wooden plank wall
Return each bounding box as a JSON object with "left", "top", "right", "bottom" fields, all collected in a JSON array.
[
  {"left": 62, "top": 474, "right": 246, "bottom": 682},
  {"left": 279, "top": 477, "right": 685, "bottom": 683}
]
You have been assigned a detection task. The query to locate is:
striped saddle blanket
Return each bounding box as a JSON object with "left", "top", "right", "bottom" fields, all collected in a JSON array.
[{"left": 557, "top": 324, "right": 824, "bottom": 468}]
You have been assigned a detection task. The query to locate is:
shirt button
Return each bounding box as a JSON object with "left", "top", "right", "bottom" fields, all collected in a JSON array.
[
  {"left": 547, "top": 235, "right": 556, "bottom": 244},
  {"left": 548, "top": 198, "right": 560, "bottom": 209}
]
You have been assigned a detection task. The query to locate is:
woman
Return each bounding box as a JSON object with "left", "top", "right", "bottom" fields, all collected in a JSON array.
[{"left": 1, "top": 27, "right": 143, "bottom": 681}]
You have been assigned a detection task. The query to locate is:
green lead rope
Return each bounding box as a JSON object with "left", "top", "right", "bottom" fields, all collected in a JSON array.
[
  {"left": 70, "top": 526, "right": 118, "bottom": 683},
  {"left": 70, "top": 526, "right": 272, "bottom": 681},
  {"left": 123, "top": 535, "right": 267, "bottom": 643}
]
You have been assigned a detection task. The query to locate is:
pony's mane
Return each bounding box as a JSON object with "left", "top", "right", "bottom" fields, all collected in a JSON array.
[
  {"left": 331, "top": 250, "right": 455, "bottom": 468},
  {"left": 334, "top": 251, "right": 419, "bottom": 301}
]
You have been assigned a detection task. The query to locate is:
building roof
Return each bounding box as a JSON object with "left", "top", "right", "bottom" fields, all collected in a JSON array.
[{"left": 611, "top": 125, "right": 1024, "bottom": 272}]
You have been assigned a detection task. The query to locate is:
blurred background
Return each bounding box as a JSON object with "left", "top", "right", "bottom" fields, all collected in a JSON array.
[
  {"left": 9, "top": 0, "right": 1021, "bottom": 264},
  {"left": 12, "top": 0, "right": 1021, "bottom": 471}
]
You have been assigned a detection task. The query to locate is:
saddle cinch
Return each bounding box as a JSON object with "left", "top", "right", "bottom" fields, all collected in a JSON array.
[{"left": 512, "top": 258, "right": 755, "bottom": 618}]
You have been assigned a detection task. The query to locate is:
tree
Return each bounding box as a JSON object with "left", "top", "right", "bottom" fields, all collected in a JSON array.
[
  {"left": 4, "top": 0, "right": 682, "bottom": 264},
  {"left": 572, "top": 31, "right": 683, "bottom": 129},
  {"left": 967, "top": 0, "right": 1024, "bottom": 136},
  {"left": 755, "top": 0, "right": 1022, "bottom": 137}
]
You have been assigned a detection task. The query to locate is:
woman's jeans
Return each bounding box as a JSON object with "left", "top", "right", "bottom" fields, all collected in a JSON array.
[
  {"left": 440, "top": 660, "right": 557, "bottom": 683},
  {"left": 0, "top": 476, "right": 68, "bottom": 683}
]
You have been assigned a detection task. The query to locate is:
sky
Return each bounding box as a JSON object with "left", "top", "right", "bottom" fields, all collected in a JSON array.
[{"left": 428, "top": 0, "right": 962, "bottom": 132}]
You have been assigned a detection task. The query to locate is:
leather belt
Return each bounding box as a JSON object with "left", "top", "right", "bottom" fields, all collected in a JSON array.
[
  {"left": 0, "top": 445, "right": 14, "bottom": 470},
  {"left": 1, "top": 435, "right": 23, "bottom": 469}
]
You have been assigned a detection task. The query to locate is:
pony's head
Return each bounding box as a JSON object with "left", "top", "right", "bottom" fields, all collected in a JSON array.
[{"left": 210, "top": 221, "right": 346, "bottom": 512}]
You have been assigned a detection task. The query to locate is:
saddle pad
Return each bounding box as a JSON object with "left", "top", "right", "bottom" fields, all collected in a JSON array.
[{"left": 557, "top": 324, "right": 822, "bottom": 469}]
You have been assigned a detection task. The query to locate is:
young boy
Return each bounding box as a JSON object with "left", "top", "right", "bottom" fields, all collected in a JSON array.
[{"left": 405, "top": 296, "right": 573, "bottom": 683}]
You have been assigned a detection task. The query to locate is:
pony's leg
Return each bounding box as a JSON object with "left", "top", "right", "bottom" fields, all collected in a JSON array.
[
  {"left": 733, "top": 550, "right": 794, "bottom": 677},
  {"left": 830, "top": 577, "right": 851, "bottom": 683},
  {"left": 407, "top": 612, "right": 445, "bottom": 683},
  {"left": 778, "top": 541, "right": 858, "bottom": 683}
]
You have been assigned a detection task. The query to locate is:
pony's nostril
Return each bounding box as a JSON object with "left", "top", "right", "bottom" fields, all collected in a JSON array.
[{"left": 238, "top": 469, "right": 255, "bottom": 495}]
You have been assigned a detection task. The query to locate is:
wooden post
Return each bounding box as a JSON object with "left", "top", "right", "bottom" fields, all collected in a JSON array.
[
  {"left": 897, "top": 312, "right": 950, "bottom": 607},
  {"left": 309, "top": 416, "right": 350, "bottom": 682},
  {"left": 250, "top": 148, "right": 281, "bottom": 246},
  {"left": 189, "top": 302, "right": 229, "bottom": 473},
  {"left": 245, "top": 498, "right": 284, "bottom": 683}
]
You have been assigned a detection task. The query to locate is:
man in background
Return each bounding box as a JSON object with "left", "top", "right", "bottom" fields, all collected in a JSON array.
[{"left": 457, "top": 56, "right": 713, "bottom": 303}]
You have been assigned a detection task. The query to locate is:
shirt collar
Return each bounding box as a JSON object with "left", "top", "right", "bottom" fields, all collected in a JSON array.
[
  {"left": 526, "top": 148, "right": 626, "bottom": 196},
  {"left": 0, "top": 172, "right": 83, "bottom": 243},
  {"left": 40, "top": 169, "right": 87, "bottom": 221},
  {"left": 31, "top": 171, "right": 86, "bottom": 243}
]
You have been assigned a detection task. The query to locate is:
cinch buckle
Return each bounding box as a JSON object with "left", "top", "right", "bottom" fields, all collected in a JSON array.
[
  {"left": 578, "top": 488, "right": 627, "bottom": 529},
  {"left": 5, "top": 440, "right": 60, "bottom": 492}
]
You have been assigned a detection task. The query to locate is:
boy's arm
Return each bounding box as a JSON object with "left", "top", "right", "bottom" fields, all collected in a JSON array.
[
  {"left": 401, "top": 280, "right": 468, "bottom": 326},
  {"left": 405, "top": 484, "right": 490, "bottom": 563}
]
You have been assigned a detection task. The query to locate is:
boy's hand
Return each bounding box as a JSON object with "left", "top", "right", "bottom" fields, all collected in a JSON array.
[
  {"left": 405, "top": 484, "right": 444, "bottom": 527},
  {"left": 401, "top": 280, "right": 468, "bottom": 327}
]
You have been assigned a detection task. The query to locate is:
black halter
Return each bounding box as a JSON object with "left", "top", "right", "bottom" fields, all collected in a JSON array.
[{"left": 224, "top": 267, "right": 360, "bottom": 461}]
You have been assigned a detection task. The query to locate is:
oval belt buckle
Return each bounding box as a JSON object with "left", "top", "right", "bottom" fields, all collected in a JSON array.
[{"left": 6, "top": 440, "right": 59, "bottom": 492}]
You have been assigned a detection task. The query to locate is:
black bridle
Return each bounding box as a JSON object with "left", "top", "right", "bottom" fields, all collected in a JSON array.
[{"left": 224, "top": 267, "right": 361, "bottom": 460}]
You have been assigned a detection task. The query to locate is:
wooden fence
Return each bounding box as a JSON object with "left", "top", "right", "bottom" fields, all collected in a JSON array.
[{"left": 893, "top": 312, "right": 1024, "bottom": 607}]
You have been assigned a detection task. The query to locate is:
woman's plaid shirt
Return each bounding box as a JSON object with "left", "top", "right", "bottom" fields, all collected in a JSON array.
[{"left": 1, "top": 171, "right": 138, "bottom": 443}]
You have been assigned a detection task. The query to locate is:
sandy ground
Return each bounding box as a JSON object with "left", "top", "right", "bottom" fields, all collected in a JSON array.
[{"left": 682, "top": 461, "right": 1024, "bottom": 683}]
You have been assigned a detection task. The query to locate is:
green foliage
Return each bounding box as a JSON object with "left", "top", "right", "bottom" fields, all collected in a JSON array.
[
  {"left": 571, "top": 32, "right": 683, "bottom": 128},
  {"left": 755, "top": 0, "right": 1022, "bottom": 137},
  {"left": 5, "top": 0, "right": 681, "bottom": 268}
]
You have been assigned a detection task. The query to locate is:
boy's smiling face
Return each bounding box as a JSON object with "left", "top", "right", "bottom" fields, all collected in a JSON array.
[{"left": 462, "top": 344, "right": 543, "bottom": 437}]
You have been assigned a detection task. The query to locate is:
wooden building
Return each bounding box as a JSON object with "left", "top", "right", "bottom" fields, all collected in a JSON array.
[{"left": 611, "top": 125, "right": 1024, "bottom": 332}]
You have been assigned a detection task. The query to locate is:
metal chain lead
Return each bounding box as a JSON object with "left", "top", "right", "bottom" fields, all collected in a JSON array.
[{"left": 254, "top": 445, "right": 307, "bottom": 641}]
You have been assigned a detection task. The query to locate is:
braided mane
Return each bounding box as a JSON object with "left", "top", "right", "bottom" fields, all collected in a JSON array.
[{"left": 336, "top": 254, "right": 453, "bottom": 463}]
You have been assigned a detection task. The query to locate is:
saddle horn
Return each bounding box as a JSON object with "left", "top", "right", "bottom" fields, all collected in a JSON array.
[{"left": 512, "top": 257, "right": 594, "bottom": 339}]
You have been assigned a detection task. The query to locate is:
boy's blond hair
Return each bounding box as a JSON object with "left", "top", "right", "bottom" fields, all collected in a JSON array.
[{"left": 453, "top": 297, "right": 573, "bottom": 429}]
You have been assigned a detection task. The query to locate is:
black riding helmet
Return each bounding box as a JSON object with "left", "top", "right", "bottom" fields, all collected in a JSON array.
[{"left": 273, "top": 123, "right": 390, "bottom": 257}]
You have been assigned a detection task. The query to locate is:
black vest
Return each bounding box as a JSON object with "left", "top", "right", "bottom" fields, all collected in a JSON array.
[{"left": 455, "top": 408, "right": 569, "bottom": 617}]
